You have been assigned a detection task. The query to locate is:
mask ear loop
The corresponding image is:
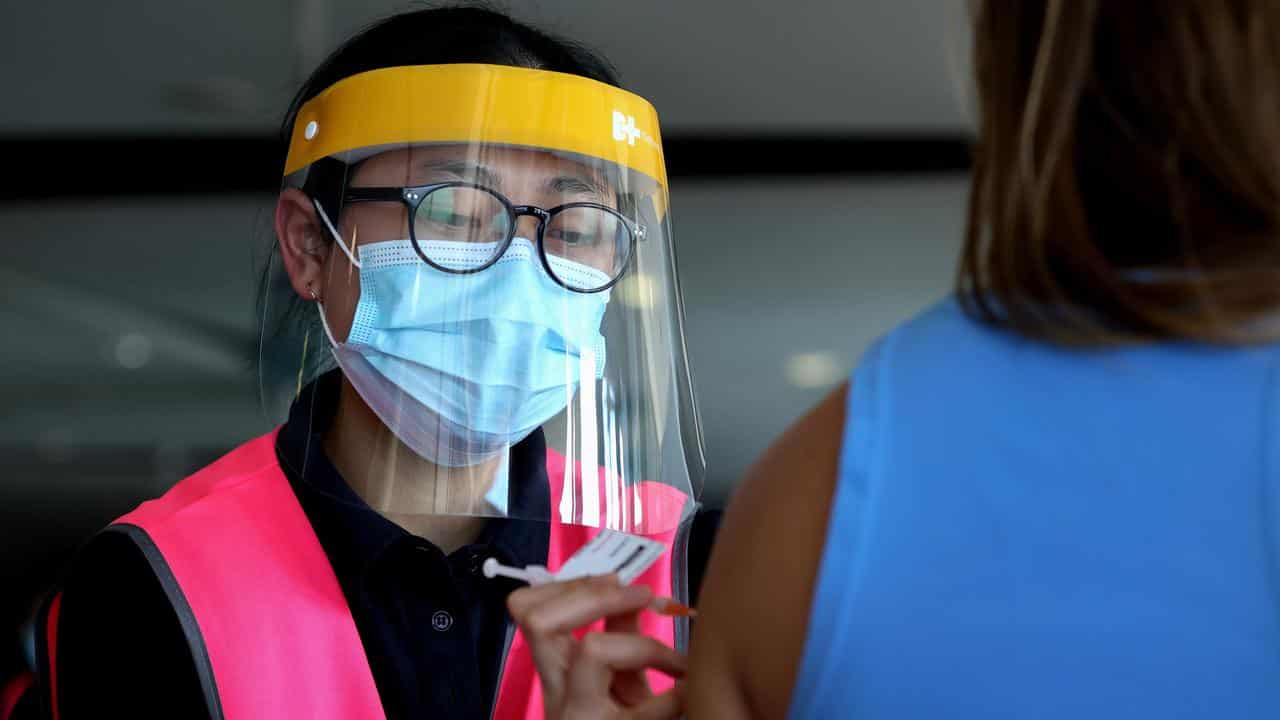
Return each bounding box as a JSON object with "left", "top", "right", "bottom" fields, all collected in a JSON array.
[
  {"left": 310, "top": 198, "right": 356, "bottom": 351},
  {"left": 313, "top": 197, "right": 362, "bottom": 269},
  {"left": 309, "top": 285, "right": 340, "bottom": 352}
]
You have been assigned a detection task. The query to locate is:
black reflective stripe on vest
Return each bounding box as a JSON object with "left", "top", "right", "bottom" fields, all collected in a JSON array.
[{"left": 104, "top": 524, "right": 225, "bottom": 720}]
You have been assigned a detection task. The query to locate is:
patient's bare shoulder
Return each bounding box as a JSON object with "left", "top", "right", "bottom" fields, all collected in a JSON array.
[{"left": 687, "top": 383, "right": 848, "bottom": 719}]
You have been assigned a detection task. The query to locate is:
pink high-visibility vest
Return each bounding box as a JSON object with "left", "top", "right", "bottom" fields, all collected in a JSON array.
[
  {"left": 0, "top": 672, "right": 33, "bottom": 720},
  {"left": 42, "top": 430, "right": 689, "bottom": 719}
]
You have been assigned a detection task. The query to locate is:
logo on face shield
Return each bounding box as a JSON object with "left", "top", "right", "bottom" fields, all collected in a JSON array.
[{"left": 612, "top": 110, "right": 641, "bottom": 145}]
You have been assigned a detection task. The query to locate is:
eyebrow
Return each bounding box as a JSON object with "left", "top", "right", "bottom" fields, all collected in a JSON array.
[
  {"left": 417, "top": 160, "right": 500, "bottom": 188},
  {"left": 547, "top": 174, "right": 611, "bottom": 199},
  {"left": 417, "top": 159, "right": 612, "bottom": 200}
]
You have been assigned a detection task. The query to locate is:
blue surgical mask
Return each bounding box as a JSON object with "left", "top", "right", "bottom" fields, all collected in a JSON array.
[{"left": 317, "top": 226, "right": 610, "bottom": 467}]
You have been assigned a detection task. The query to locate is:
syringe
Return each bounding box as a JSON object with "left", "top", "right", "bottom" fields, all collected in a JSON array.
[{"left": 482, "top": 558, "right": 696, "bottom": 617}]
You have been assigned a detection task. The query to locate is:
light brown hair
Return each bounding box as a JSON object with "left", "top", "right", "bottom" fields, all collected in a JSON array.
[{"left": 961, "top": 1, "right": 1280, "bottom": 345}]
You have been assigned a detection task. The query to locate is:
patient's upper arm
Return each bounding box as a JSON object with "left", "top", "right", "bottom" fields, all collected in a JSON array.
[{"left": 687, "top": 383, "right": 847, "bottom": 719}]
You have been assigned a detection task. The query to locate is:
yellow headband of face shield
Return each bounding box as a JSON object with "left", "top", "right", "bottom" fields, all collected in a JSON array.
[{"left": 283, "top": 64, "right": 668, "bottom": 190}]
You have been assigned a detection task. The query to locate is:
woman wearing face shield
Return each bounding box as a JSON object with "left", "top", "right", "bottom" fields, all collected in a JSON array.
[{"left": 17, "top": 7, "right": 704, "bottom": 720}]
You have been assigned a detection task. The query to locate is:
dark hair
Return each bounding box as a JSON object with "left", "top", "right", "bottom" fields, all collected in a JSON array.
[
  {"left": 280, "top": 5, "right": 619, "bottom": 156},
  {"left": 960, "top": 0, "right": 1280, "bottom": 346},
  {"left": 257, "top": 4, "right": 620, "bottom": 408},
  {"left": 283, "top": 5, "right": 620, "bottom": 235}
]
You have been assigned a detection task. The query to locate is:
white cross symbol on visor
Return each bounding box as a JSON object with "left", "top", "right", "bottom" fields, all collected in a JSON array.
[{"left": 612, "top": 110, "right": 641, "bottom": 146}]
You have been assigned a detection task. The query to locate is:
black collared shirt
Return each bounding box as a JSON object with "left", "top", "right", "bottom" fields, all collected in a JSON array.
[
  {"left": 53, "top": 372, "right": 550, "bottom": 720},
  {"left": 278, "top": 371, "right": 550, "bottom": 718}
]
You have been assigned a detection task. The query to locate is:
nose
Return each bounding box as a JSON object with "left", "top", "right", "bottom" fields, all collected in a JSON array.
[{"left": 513, "top": 214, "right": 542, "bottom": 240}]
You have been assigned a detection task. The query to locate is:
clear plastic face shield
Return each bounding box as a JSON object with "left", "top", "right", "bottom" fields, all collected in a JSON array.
[{"left": 260, "top": 65, "right": 704, "bottom": 537}]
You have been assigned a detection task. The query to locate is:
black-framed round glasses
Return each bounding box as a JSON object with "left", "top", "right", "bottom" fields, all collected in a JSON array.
[{"left": 343, "top": 182, "right": 644, "bottom": 293}]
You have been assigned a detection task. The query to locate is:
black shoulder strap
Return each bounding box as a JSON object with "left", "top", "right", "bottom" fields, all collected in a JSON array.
[
  {"left": 103, "top": 524, "right": 225, "bottom": 720},
  {"left": 37, "top": 525, "right": 225, "bottom": 720},
  {"left": 32, "top": 588, "right": 55, "bottom": 720}
]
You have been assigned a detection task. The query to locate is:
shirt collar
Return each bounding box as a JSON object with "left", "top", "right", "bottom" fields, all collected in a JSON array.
[{"left": 275, "top": 371, "right": 551, "bottom": 582}]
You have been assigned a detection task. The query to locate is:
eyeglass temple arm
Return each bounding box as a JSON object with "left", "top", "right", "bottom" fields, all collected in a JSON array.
[{"left": 343, "top": 187, "right": 410, "bottom": 203}]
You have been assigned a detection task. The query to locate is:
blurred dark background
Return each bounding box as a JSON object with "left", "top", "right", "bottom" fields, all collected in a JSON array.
[{"left": 0, "top": 0, "right": 972, "bottom": 682}]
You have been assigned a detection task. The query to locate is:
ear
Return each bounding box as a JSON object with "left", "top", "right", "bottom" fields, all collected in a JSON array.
[{"left": 275, "top": 187, "right": 331, "bottom": 299}]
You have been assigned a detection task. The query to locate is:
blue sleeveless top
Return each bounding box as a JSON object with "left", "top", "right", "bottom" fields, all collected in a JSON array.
[{"left": 790, "top": 300, "right": 1280, "bottom": 718}]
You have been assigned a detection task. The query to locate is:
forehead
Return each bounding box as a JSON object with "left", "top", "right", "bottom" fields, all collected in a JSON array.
[{"left": 350, "top": 145, "right": 607, "bottom": 187}]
